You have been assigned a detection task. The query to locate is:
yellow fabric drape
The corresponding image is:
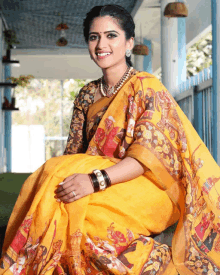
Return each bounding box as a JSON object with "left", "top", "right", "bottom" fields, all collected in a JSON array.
[{"left": 1, "top": 72, "right": 220, "bottom": 275}]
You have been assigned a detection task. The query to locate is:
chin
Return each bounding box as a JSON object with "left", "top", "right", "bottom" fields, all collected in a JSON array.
[
  {"left": 94, "top": 62, "right": 113, "bottom": 70},
  {"left": 93, "top": 60, "right": 122, "bottom": 70}
]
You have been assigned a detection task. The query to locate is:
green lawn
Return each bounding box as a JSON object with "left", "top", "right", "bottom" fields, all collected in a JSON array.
[{"left": 0, "top": 173, "right": 31, "bottom": 227}]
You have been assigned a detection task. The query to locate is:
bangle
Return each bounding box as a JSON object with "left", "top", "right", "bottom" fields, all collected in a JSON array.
[
  {"left": 89, "top": 173, "right": 100, "bottom": 192},
  {"left": 93, "top": 169, "right": 107, "bottom": 191},
  {"left": 101, "top": 170, "right": 111, "bottom": 187}
]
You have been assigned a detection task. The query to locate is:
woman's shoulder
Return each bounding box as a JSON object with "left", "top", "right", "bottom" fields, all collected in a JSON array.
[
  {"left": 78, "top": 78, "right": 100, "bottom": 96},
  {"left": 132, "top": 70, "right": 158, "bottom": 81},
  {"left": 74, "top": 78, "right": 100, "bottom": 111},
  {"left": 131, "top": 71, "right": 165, "bottom": 91}
]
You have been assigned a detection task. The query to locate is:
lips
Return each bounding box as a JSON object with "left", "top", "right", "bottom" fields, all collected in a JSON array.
[{"left": 96, "top": 52, "right": 112, "bottom": 59}]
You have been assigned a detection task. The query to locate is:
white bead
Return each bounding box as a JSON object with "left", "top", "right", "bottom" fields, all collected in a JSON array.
[{"left": 100, "top": 67, "right": 133, "bottom": 98}]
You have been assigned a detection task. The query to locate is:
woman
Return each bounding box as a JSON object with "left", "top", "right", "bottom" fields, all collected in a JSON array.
[{"left": 1, "top": 4, "right": 220, "bottom": 275}]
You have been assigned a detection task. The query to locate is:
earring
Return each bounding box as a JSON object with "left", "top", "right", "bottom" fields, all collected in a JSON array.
[{"left": 125, "top": 49, "right": 131, "bottom": 57}]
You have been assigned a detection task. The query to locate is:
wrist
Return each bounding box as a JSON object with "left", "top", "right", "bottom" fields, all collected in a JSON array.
[{"left": 88, "top": 169, "right": 112, "bottom": 193}]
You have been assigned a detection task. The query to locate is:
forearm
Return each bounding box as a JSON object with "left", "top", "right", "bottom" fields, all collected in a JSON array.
[{"left": 104, "top": 157, "right": 147, "bottom": 185}]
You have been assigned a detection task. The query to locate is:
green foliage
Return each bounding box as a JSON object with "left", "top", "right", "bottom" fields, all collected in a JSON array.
[
  {"left": 69, "top": 79, "right": 92, "bottom": 100},
  {"left": 3, "top": 30, "right": 20, "bottom": 48},
  {"left": 155, "top": 31, "right": 212, "bottom": 80},
  {"left": 186, "top": 32, "right": 212, "bottom": 77},
  {"left": 12, "top": 78, "right": 91, "bottom": 159},
  {"left": 7, "top": 75, "right": 34, "bottom": 88}
]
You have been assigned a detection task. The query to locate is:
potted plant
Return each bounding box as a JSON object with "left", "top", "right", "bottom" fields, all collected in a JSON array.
[
  {"left": 3, "top": 75, "right": 34, "bottom": 110},
  {"left": 3, "top": 30, "right": 20, "bottom": 61}
]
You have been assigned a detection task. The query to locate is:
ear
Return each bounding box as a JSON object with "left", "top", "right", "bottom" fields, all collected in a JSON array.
[{"left": 126, "top": 37, "right": 134, "bottom": 51}]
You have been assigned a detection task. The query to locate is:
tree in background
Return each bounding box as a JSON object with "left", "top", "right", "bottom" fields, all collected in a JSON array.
[
  {"left": 12, "top": 78, "right": 91, "bottom": 159},
  {"left": 155, "top": 31, "right": 212, "bottom": 80},
  {"left": 187, "top": 32, "right": 212, "bottom": 77}
]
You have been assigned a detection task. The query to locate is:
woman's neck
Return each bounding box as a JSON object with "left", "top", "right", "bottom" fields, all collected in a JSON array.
[{"left": 102, "top": 62, "right": 129, "bottom": 87}]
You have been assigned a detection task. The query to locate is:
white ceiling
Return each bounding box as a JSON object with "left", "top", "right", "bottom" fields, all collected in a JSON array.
[{"left": 11, "top": 0, "right": 212, "bottom": 79}]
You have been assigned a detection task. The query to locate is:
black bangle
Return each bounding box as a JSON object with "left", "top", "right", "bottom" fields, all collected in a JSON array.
[
  {"left": 101, "top": 170, "right": 111, "bottom": 187},
  {"left": 89, "top": 173, "right": 100, "bottom": 192}
]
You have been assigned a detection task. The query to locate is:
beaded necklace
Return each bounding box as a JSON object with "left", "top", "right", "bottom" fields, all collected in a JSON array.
[{"left": 100, "top": 66, "right": 133, "bottom": 98}]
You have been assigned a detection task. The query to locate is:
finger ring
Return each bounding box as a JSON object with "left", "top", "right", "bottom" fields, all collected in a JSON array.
[{"left": 72, "top": 191, "right": 76, "bottom": 197}]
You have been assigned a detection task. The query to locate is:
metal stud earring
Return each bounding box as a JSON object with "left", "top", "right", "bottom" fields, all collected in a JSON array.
[{"left": 125, "top": 49, "right": 131, "bottom": 57}]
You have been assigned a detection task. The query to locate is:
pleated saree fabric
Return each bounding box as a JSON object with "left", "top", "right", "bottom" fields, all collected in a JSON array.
[{"left": 1, "top": 72, "right": 220, "bottom": 274}]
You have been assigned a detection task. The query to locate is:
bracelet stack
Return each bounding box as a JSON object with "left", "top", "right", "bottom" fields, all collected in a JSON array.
[{"left": 88, "top": 169, "right": 112, "bottom": 192}]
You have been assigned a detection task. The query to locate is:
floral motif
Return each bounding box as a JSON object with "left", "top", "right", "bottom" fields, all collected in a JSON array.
[{"left": 140, "top": 242, "right": 172, "bottom": 274}]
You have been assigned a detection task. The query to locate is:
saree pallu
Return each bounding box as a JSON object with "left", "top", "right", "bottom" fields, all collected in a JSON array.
[{"left": 1, "top": 72, "right": 220, "bottom": 275}]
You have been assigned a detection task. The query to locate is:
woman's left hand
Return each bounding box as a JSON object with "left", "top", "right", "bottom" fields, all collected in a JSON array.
[{"left": 54, "top": 173, "right": 94, "bottom": 204}]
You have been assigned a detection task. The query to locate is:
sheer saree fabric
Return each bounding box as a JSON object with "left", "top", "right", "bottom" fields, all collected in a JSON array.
[{"left": 0, "top": 72, "right": 220, "bottom": 275}]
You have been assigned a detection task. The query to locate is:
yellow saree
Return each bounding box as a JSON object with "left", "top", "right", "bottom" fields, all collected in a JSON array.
[{"left": 1, "top": 72, "right": 220, "bottom": 275}]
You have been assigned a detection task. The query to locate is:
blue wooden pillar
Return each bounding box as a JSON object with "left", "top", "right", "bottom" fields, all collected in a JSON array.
[
  {"left": 178, "top": 16, "right": 186, "bottom": 86},
  {"left": 143, "top": 39, "right": 152, "bottom": 74},
  {"left": 0, "top": 18, "right": 4, "bottom": 173},
  {"left": 4, "top": 64, "right": 12, "bottom": 172},
  {"left": 211, "top": 0, "right": 220, "bottom": 164},
  {"left": 194, "top": 83, "right": 203, "bottom": 139}
]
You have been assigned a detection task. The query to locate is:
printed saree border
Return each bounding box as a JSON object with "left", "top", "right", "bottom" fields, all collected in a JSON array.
[
  {"left": 126, "top": 143, "right": 190, "bottom": 274},
  {"left": 87, "top": 70, "right": 141, "bottom": 122}
]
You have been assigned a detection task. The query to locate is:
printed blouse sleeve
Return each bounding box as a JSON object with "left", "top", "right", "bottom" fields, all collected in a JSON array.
[{"left": 63, "top": 88, "right": 88, "bottom": 155}]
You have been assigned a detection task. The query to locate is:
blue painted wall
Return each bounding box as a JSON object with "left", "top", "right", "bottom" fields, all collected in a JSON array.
[
  {"left": 143, "top": 39, "right": 152, "bottom": 74},
  {"left": 211, "top": 0, "right": 218, "bottom": 163},
  {"left": 4, "top": 65, "right": 11, "bottom": 172},
  {"left": 0, "top": 19, "right": 4, "bottom": 173},
  {"left": 178, "top": 17, "right": 187, "bottom": 86}
]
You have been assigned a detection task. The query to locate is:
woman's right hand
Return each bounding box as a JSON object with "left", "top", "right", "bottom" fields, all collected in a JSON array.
[{"left": 54, "top": 173, "right": 94, "bottom": 204}]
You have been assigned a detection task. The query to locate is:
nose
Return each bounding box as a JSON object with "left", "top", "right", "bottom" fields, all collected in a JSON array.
[{"left": 96, "top": 35, "right": 107, "bottom": 49}]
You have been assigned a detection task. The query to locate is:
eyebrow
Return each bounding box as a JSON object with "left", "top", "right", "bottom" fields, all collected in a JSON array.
[{"left": 89, "top": 30, "right": 120, "bottom": 35}]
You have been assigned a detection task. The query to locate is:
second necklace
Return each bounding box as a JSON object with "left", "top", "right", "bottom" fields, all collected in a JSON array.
[{"left": 100, "top": 66, "right": 133, "bottom": 98}]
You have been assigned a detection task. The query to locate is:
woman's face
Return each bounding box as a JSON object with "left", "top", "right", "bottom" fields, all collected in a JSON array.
[{"left": 88, "top": 16, "right": 133, "bottom": 69}]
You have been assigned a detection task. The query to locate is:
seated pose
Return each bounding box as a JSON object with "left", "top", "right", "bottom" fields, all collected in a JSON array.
[{"left": 1, "top": 4, "right": 220, "bottom": 275}]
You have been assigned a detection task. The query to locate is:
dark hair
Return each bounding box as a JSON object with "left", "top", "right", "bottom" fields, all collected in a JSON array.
[{"left": 83, "top": 5, "right": 135, "bottom": 67}]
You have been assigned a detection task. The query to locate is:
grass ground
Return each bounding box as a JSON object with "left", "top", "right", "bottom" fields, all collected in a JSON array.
[{"left": 0, "top": 173, "right": 31, "bottom": 255}]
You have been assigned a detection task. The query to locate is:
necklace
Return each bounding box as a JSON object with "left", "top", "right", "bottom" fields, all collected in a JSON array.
[{"left": 100, "top": 66, "right": 133, "bottom": 98}]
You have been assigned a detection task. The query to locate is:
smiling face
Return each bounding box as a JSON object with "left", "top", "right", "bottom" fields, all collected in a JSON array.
[{"left": 88, "top": 16, "right": 133, "bottom": 70}]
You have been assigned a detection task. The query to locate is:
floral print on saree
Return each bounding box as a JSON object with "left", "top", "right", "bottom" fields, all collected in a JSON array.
[{"left": 1, "top": 71, "right": 220, "bottom": 274}]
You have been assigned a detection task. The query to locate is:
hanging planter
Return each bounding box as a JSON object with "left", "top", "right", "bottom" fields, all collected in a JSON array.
[
  {"left": 55, "top": 23, "right": 69, "bottom": 31},
  {"left": 164, "top": 2, "right": 188, "bottom": 18},
  {"left": 132, "top": 23, "right": 149, "bottom": 56},
  {"left": 56, "top": 37, "right": 68, "bottom": 47},
  {"left": 132, "top": 44, "right": 149, "bottom": 56},
  {"left": 56, "top": 19, "right": 69, "bottom": 47}
]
